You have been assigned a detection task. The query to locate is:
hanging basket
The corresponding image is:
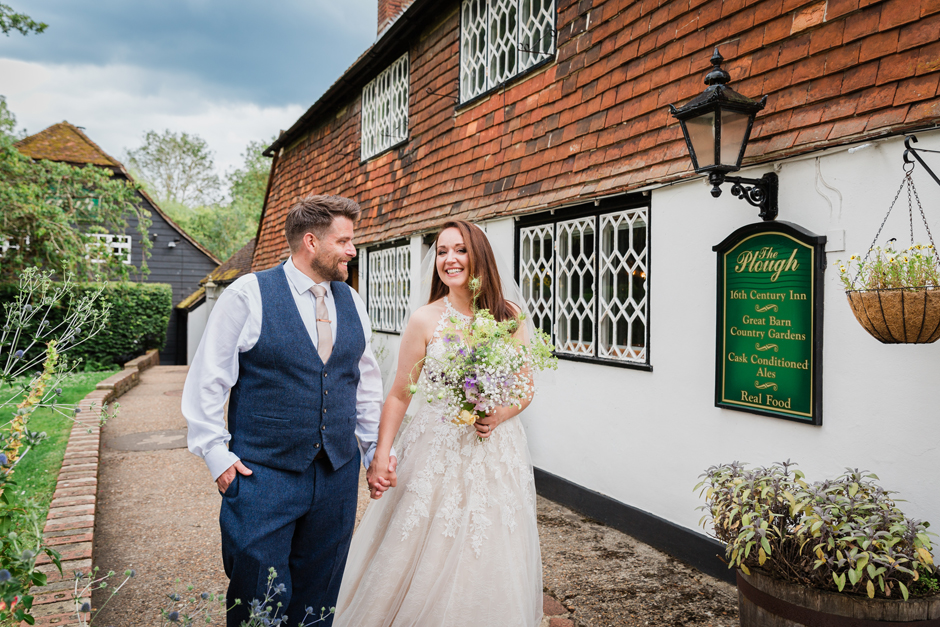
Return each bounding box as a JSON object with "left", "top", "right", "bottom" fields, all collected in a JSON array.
[
  {"left": 846, "top": 287, "right": 940, "bottom": 343},
  {"left": 842, "top": 146, "right": 940, "bottom": 344}
]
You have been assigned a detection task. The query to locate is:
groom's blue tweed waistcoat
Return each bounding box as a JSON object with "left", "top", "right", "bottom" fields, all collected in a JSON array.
[{"left": 227, "top": 264, "right": 365, "bottom": 473}]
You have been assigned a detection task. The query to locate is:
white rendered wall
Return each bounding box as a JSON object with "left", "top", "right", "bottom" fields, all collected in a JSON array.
[
  {"left": 515, "top": 131, "right": 940, "bottom": 537},
  {"left": 186, "top": 301, "right": 210, "bottom": 365}
]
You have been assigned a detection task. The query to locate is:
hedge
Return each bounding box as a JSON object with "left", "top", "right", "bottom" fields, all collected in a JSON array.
[{"left": 0, "top": 281, "right": 172, "bottom": 369}]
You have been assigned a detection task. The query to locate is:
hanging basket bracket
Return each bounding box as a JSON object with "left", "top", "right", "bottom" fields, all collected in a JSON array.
[{"left": 903, "top": 135, "right": 940, "bottom": 190}]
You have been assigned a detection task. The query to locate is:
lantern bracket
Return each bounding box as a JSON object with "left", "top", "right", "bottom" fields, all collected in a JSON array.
[{"left": 708, "top": 171, "right": 779, "bottom": 221}]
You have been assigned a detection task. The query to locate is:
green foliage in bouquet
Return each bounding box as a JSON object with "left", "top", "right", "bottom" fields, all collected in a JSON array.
[
  {"left": 409, "top": 276, "right": 557, "bottom": 429},
  {"left": 695, "top": 461, "right": 937, "bottom": 601},
  {"left": 837, "top": 244, "right": 940, "bottom": 291}
]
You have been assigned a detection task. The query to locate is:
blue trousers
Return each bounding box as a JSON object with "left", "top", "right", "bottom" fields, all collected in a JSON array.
[{"left": 219, "top": 452, "right": 360, "bottom": 627}]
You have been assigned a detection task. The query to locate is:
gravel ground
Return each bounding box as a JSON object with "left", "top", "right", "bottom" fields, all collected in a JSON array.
[{"left": 92, "top": 366, "right": 737, "bottom": 626}]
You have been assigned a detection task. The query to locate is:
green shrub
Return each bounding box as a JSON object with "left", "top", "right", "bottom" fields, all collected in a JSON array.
[{"left": 0, "top": 281, "right": 171, "bottom": 368}]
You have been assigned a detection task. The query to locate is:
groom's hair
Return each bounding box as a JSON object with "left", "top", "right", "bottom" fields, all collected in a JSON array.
[{"left": 285, "top": 195, "right": 361, "bottom": 250}]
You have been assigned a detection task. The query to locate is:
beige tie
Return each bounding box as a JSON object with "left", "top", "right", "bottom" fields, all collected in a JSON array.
[{"left": 311, "top": 285, "right": 333, "bottom": 363}]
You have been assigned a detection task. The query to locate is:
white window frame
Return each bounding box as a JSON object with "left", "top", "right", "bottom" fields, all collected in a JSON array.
[
  {"left": 86, "top": 233, "right": 133, "bottom": 265},
  {"left": 361, "top": 53, "right": 410, "bottom": 161},
  {"left": 518, "top": 202, "right": 650, "bottom": 368},
  {"left": 460, "top": 0, "right": 556, "bottom": 103},
  {"left": 367, "top": 241, "right": 411, "bottom": 333}
]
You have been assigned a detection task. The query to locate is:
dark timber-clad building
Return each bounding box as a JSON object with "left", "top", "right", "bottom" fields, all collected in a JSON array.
[{"left": 15, "top": 122, "right": 220, "bottom": 365}]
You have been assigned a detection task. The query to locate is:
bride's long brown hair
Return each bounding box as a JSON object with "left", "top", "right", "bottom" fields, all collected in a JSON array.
[{"left": 428, "top": 220, "right": 517, "bottom": 323}]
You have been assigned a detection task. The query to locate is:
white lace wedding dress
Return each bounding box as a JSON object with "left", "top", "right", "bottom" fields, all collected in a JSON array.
[{"left": 333, "top": 299, "right": 543, "bottom": 627}]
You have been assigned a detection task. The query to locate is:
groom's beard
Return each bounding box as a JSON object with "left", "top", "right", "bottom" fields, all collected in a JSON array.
[{"left": 310, "top": 253, "right": 349, "bottom": 282}]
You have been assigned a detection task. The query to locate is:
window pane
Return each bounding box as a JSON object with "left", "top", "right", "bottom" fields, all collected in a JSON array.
[
  {"left": 520, "top": 224, "right": 554, "bottom": 336},
  {"left": 519, "top": 0, "right": 555, "bottom": 71},
  {"left": 368, "top": 243, "right": 411, "bottom": 332},
  {"left": 685, "top": 112, "right": 716, "bottom": 168},
  {"left": 598, "top": 209, "right": 648, "bottom": 362},
  {"left": 460, "top": 0, "right": 555, "bottom": 103},
  {"left": 460, "top": 0, "right": 487, "bottom": 101},
  {"left": 555, "top": 217, "right": 595, "bottom": 356},
  {"left": 86, "top": 232, "right": 132, "bottom": 265},
  {"left": 361, "top": 53, "right": 409, "bottom": 161},
  {"left": 720, "top": 109, "right": 750, "bottom": 167}
]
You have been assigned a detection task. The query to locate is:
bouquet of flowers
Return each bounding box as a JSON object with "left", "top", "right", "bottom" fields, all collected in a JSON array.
[{"left": 409, "top": 278, "right": 557, "bottom": 433}]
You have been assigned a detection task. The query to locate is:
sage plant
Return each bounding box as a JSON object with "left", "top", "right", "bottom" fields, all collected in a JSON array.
[{"left": 696, "top": 460, "right": 937, "bottom": 600}]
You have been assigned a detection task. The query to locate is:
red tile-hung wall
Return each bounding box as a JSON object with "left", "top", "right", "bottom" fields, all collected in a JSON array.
[{"left": 254, "top": 0, "right": 940, "bottom": 270}]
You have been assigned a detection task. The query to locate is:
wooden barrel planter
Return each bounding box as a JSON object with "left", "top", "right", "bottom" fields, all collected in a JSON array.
[
  {"left": 738, "top": 569, "right": 940, "bottom": 626},
  {"left": 846, "top": 287, "right": 940, "bottom": 344}
]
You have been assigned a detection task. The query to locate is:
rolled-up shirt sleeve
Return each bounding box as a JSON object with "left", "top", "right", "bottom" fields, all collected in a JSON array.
[
  {"left": 182, "top": 280, "right": 256, "bottom": 481},
  {"left": 351, "top": 290, "right": 393, "bottom": 469}
]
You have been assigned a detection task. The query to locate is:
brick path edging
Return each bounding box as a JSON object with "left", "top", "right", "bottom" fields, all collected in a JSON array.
[{"left": 26, "top": 349, "right": 159, "bottom": 627}]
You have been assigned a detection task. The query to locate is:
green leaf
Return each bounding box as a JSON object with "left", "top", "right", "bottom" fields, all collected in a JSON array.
[
  {"left": 898, "top": 581, "right": 909, "bottom": 601},
  {"left": 760, "top": 537, "right": 772, "bottom": 555}
]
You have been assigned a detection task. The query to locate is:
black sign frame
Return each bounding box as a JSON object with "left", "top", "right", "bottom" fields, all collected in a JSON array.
[{"left": 713, "top": 221, "right": 827, "bottom": 425}]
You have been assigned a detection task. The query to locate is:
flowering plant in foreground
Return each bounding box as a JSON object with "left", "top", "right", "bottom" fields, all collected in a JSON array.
[
  {"left": 837, "top": 244, "right": 940, "bottom": 291},
  {"left": 0, "top": 268, "right": 114, "bottom": 626},
  {"left": 410, "top": 277, "right": 557, "bottom": 434},
  {"left": 72, "top": 567, "right": 331, "bottom": 626}
]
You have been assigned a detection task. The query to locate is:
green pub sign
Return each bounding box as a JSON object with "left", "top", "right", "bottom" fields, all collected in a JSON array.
[{"left": 713, "top": 222, "right": 826, "bottom": 425}]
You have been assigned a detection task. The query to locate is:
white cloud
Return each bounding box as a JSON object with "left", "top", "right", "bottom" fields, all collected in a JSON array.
[{"left": 1, "top": 57, "right": 305, "bottom": 179}]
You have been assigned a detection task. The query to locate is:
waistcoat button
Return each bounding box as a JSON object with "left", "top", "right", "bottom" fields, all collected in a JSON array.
[
  {"left": 324, "top": 390, "right": 328, "bottom": 395},
  {"left": 314, "top": 442, "right": 320, "bottom": 449},
  {"left": 323, "top": 408, "right": 327, "bottom": 414},
  {"left": 321, "top": 425, "right": 326, "bottom": 431}
]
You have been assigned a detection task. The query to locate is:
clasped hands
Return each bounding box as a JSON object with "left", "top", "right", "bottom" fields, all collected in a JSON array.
[
  {"left": 367, "top": 455, "right": 398, "bottom": 499},
  {"left": 365, "top": 408, "right": 511, "bottom": 500}
]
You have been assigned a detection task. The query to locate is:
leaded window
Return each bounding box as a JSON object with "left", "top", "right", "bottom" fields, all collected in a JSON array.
[
  {"left": 361, "top": 53, "right": 410, "bottom": 161},
  {"left": 460, "top": 0, "right": 555, "bottom": 102},
  {"left": 518, "top": 203, "right": 649, "bottom": 366},
  {"left": 367, "top": 242, "right": 411, "bottom": 333}
]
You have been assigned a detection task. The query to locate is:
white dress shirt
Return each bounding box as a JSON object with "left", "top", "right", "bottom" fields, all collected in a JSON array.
[{"left": 182, "top": 257, "right": 385, "bottom": 480}]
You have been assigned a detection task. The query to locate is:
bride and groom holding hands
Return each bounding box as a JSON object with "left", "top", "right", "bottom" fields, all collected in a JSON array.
[{"left": 182, "top": 195, "right": 544, "bottom": 626}]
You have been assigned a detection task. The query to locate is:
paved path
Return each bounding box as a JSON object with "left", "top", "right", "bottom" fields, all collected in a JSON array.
[{"left": 91, "top": 367, "right": 737, "bottom": 626}]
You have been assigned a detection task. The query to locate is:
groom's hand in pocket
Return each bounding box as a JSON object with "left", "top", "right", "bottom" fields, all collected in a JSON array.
[{"left": 217, "top": 460, "right": 253, "bottom": 494}]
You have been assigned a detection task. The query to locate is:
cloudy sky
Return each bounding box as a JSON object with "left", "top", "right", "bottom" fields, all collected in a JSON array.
[{"left": 1, "top": 0, "right": 378, "bottom": 176}]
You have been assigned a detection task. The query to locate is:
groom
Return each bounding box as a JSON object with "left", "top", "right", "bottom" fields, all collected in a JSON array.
[{"left": 182, "top": 195, "right": 396, "bottom": 627}]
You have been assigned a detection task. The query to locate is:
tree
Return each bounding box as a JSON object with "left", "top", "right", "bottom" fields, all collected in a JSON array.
[
  {"left": 0, "top": 98, "right": 150, "bottom": 281},
  {"left": 227, "top": 138, "right": 271, "bottom": 217},
  {"left": 155, "top": 137, "right": 272, "bottom": 261},
  {"left": 125, "top": 130, "right": 221, "bottom": 207},
  {"left": 0, "top": 3, "right": 47, "bottom": 36}
]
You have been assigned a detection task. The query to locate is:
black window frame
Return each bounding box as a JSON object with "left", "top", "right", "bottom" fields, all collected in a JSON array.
[
  {"left": 456, "top": 0, "right": 559, "bottom": 110},
  {"left": 514, "top": 193, "right": 653, "bottom": 372}
]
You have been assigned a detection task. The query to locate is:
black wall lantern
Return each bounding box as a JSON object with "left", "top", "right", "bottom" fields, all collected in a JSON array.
[{"left": 669, "top": 49, "right": 779, "bottom": 221}]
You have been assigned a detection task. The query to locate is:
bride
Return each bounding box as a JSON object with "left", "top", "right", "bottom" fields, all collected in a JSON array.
[{"left": 333, "top": 220, "right": 543, "bottom": 626}]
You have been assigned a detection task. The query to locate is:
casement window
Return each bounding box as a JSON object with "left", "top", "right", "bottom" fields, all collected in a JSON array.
[
  {"left": 361, "top": 53, "right": 410, "bottom": 161},
  {"left": 367, "top": 242, "right": 411, "bottom": 333},
  {"left": 460, "top": 0, "right": 556, "bottom": 103},
  {"left": 517, "top": 200, "right": 650, "bottom": 368},
  {"left": 86, "top": 233, "right": 132, "bottom": 265}
]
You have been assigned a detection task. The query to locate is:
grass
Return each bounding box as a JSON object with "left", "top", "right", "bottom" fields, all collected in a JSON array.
[{"left": 4, "top": 369, "right": 116, "bottom": 542}]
